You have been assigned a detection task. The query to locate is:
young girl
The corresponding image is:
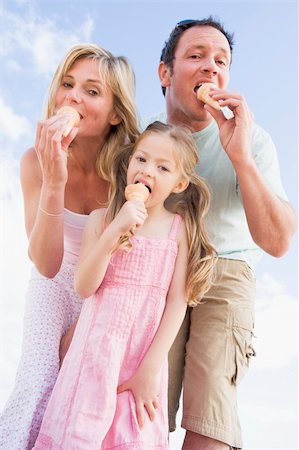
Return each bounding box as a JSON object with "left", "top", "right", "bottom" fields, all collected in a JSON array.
[{"left": 33, "top": 121, "right": 216, "bottom": 450}]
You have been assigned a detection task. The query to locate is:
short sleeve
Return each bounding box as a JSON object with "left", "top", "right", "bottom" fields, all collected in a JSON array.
[{"left": 238, "top": 123, "right": 289, "bottom": 202}]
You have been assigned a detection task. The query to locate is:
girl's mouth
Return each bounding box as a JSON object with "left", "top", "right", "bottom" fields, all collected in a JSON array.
[{"left": 135, "top": 181, "right": 151, "bottom": 193}]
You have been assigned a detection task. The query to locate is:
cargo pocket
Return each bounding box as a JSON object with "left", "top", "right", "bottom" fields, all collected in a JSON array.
[{"left": 231, "top": 306, "right": 256, "bottom": 385}]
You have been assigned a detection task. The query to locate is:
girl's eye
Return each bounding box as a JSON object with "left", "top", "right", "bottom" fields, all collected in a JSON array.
[
  {"left": 136, "top": 156, "right": 146, "bottom": 162},
  {"left": 159, "top": 166, "right": 169, "bottom": 172}
]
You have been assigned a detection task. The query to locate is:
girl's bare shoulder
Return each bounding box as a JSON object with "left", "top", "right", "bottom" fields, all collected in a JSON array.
[
  {"left": 88, "top": 208, "right": 106, "bottom": 220},
  {"left": 86, "top": 208, "right": 107, "bottom": 235},
  {"left": 177, "top": 216, "right": 188, "bottom": 245}
]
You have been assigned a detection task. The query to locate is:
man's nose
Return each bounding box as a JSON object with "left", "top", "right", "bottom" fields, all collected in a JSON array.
[{"left": 201, "top": 57, "right": 219, "bottom": 75}]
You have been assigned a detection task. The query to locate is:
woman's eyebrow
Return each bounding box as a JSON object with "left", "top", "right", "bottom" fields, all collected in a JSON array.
[
  {"left": 63, "top": 74, "right": 102, "bottom": 85},
  {"left": 86, "top": 78, "right": 102, "bottom": 84}
]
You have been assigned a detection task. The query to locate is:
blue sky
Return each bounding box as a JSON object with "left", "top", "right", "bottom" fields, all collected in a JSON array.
[{"left": 0, "top": 1, "right": 298, "bottom": 449}]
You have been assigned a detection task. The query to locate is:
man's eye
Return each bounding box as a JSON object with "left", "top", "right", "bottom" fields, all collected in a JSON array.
[
  {"left": 217, "top": 60, "right": 226, "bottom": 66},
  {"left": 190, "top": 54, "right": 202, "bottom": 59}
]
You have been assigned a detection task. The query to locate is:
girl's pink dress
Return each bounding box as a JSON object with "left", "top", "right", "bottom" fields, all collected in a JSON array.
[{"left": 33, "top": 214, "right": 182, "bottom": 450}]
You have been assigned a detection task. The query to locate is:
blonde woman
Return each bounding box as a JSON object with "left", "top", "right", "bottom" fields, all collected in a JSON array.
[
  {"left": 33, "top": 121, "right": 216, "bottom": 449},
  {"left": 0, "top": 43, "right": 139, "bottom": 450}
]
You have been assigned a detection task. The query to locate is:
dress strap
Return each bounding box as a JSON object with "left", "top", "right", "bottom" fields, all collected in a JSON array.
[{"left": 168, "top": 214, "right": 183, "bottom": 241}]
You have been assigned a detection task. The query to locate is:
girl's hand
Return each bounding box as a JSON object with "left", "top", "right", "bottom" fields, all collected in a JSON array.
[
  {"left": 34, "top": 115, "right": 78, "bottom": 188},
  {"left": 117, "top": 369, "right": 159, "bottom": 428},
  {"left": 112, "top": 200, "right": 148, "bottom": 236}
]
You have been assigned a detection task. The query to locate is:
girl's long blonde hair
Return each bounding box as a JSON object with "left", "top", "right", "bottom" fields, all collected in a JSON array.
[
  {"left": 105, "top": 121, "right": 217, "bottom": 306},
  {"left": 43, "top": 43, "right": 139, "bottom": 183}
]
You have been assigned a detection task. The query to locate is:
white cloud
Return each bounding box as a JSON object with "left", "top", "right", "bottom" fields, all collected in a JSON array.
[
  {"left": 80, "top": 14, "right": 94, "bottom": 39},
  {"left": 0, "top": 6, "right": 95, "bottom": 76},
  {"left": 251, "top": 273, "right": 297, "bottom": 370},
  {"left": 0, "top": 150, "right": 30, "bottom": 407},
  {"left": 0, "top": 95, "right": 32, "bottom": 141},
  {"left": 239, "top": 395, "right": 298, "bottom": 449},
  {"left": 6, "top": 59, "right": 22, "bottom": 72},
  {"left": 256, "top": 273, "right": 285, "bottom": 303}
]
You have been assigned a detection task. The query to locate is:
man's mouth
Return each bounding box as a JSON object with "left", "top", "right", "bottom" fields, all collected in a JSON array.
[
  {"left": 194, "top": 84, "right": 203, "bottom": 93},
  {"left": 194, "top": 82, "right": 218, "bottom": 94}
]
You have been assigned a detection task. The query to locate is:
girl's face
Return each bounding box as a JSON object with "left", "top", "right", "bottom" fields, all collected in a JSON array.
[
  {"left": 55, "top": 58, "right": 120, "bottom": 139},
  {"left": 127, "top": 132, "right": 187, "bottom": 207}
]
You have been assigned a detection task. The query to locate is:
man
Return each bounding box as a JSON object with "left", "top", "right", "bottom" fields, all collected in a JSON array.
[{"left": 145, "top": 17, "right": 296, "bottom": 450}]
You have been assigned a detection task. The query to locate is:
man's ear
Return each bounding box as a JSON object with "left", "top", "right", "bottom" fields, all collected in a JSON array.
[
  {"left": 172, "top": 179, "right": 189, "bottom": 194},
  {"left": 158, "top": 61, "right": 171, "bottom": 88}
]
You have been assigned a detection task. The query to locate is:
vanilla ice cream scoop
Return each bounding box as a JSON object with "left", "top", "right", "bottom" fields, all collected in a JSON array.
[
  {"left": 56, "top": 106, "right": 80, "bottom": 137},
  {"left": 197, "top": 83, "right": 221, "bottom": 110},
  {"left": 125, "top": 183, "right": 150, "bottom": 202}
]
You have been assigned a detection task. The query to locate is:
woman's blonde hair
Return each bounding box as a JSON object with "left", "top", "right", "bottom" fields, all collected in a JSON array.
[
  {"left": 43, "top": 43, "right": 139, "bottom": 182},
  {"left": 105, "top": 121, "right": 217, "bottom": 306}
]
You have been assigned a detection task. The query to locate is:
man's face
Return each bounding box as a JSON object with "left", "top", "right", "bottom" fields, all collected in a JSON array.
[{"left": 160, "top": 25, "right": 231, "bottom": 129}]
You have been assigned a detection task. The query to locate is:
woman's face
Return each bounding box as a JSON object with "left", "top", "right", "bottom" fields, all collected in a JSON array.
[{"left": 55, "top": 58, "right": 120, "bottom": 139}]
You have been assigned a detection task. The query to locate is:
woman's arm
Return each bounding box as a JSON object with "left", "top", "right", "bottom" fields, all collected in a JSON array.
[
  {"left": 20, "top": 147, "right": 65, "bottom": 278},
  {"left": 117, "top": 221, "right": 188, "bottom": 427},
  {"left": 20, "top": 117, "right": 78, "bottom": 278}
]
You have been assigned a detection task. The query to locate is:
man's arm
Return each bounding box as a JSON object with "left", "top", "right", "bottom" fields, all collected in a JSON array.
[
  {"left": 233, "top": 158, "right": 296, "bottom": 256},
  {"left": 206, "top": 91, "right": 297, "bottom": 256}
]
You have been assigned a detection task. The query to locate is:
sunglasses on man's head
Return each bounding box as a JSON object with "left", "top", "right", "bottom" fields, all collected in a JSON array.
[{"left": 175, "top": 19, "right": 198, "bottom": 29}]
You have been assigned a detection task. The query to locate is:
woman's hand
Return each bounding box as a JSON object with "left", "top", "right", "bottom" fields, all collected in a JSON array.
[
  {"left": 34, "top": 114, "right": 78, "bottom": 188},
  {"left": 117, "top": 368, "right": 159, "bottom": 428}
]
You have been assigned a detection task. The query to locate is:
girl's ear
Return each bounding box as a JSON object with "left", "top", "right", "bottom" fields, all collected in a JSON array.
[
  {"left": 158, "top": 61, "right": 171, "bottom": 88},
  {"left": 172, "top": 179, "right": 189, "bottom": 194}
]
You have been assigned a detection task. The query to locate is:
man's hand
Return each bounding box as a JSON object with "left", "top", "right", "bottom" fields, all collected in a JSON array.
[{"left": 205, "top": 90, "right": 254, "bottom": 167}]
